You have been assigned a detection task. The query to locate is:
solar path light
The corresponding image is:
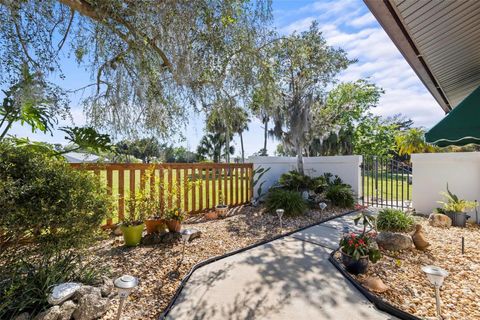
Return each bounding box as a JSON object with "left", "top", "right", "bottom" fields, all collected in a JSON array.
[
  {"left": 421, "top": 265, "right": 448, "bottom": 319},
  {"left": 114, "top": 275, "right": 138, "bottom": 320},
  {"left": 276, "top": 209, "right": 284, "bottom": 229}
]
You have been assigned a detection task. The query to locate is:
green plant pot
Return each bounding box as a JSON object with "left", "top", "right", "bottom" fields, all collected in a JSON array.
[{"left": 121, "top": 224, "right": 144, "bottom": 246}]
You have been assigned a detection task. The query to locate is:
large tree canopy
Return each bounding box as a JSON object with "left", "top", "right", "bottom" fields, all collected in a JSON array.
[{"left": 0, "top": 0, "right": 272, "bottom": 138}]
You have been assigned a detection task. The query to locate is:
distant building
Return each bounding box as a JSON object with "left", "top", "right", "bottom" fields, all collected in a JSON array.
[{"left": 63, "top": 152, "right": 106, "bottom": 163}]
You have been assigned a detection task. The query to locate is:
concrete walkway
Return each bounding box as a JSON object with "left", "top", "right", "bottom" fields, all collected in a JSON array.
[{"left": 164, "top": 213, "right": 396, "bottom": 320}]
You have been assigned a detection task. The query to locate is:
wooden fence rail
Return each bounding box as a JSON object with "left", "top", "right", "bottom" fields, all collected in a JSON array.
[{"left": 71, "top": 163, "right": 254, "bottom": 224}]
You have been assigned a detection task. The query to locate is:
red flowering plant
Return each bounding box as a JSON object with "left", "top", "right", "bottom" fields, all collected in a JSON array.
[{"left": 339, "top": 205, "right": 381, "bottom": 263}]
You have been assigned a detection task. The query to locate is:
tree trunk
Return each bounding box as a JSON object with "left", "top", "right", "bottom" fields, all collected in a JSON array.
[
  {"left": 296, "top": 142, "right": 304, "bottom": 174},
  {"left": 240, "top": 131, "right": 245, "bottom": 163},
  {"left": 263, "top": 118, "right": 268, "bottom": 154}
]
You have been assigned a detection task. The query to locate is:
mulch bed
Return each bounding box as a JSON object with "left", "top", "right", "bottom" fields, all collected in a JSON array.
[
  {"left": 88, "top": 205, "right": 345, "bottom": 320},
  {"left": 334, "top": 217, "right": 480, "bottom": 320}
]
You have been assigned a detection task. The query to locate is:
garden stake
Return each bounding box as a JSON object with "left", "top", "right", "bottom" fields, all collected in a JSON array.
[
  {"left": 475, "top": 200, "right": 478, "bottom": 223},
  {"left": 462, "top": 237, "right": 464, "bottom": 255}
]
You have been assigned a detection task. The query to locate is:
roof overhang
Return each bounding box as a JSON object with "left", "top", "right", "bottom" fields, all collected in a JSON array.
[{"left": 364, "top": 0, "right": 480, "bottom": 114}]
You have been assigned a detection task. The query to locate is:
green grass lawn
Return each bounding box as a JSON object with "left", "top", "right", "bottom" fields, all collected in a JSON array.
[
  {"left": 91, "top": 169, "right": 250, "bottom": 223},
  {"left": 363, "top": 172, "right": 411, "bottom": 204}
]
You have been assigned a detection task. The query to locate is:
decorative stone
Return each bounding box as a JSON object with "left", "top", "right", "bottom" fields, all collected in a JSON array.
[
  {"left": 428, "top": 213, "right": 452, "bottom": 228},
  {"left": 362, "top": 276, "right": 389, "bottom": 293},
  {"left": 113, "top": 225, "right": 123, "bottom": 236},
  {"left": 34, "top": 306, "right": 61, "bottom": 320},
  {"left": 73, "top": 286, "right": 109, "bottom": 320},
  {"left": 58, "top": 300, "right": 77, "bottom": 320},
  {"left": 99, "top": 276, "right": 114, "bottom": 298},
  {"left": 412, "top": 224, "right": 430, "bottom": 251},
  {"left": 47, "top": 282, "right": 82, "bottom": 305},
  {"left": 142, "top": 231, "right": 180, "bottom": 245},
  {"left": 376, "top": 231, "right": 413, "bottom": 251},
  {"left": 183, "top": 228, "right": 201, "bottom": 241}
]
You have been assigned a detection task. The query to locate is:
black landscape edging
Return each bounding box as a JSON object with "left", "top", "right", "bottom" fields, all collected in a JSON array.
[
  {"left": 328, "top": 249, "right": 421, "bottom": 320},
  {"left": 159, "top": 209, "right": 356, "bottom": 319}
]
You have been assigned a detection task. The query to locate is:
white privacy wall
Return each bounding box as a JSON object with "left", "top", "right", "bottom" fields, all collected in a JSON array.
[
  {"left": 248, "top": 156, "right": 363, "bottom": 199},
  {"left": 411, "top": 152, "right": 480, "bottom": 220}
]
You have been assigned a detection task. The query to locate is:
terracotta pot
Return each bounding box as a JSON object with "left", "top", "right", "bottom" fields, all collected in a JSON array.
[
  {"left": 215, "top": 205, "right": 229, "bottom": 218},
  {"left": 145, "top": 218, "right": 166, "bottom": 234},
  {"left": 204, "top": 211, "right": 218, "bottom": 220},
  {"left": 341, "top": 249, "right": 369, "bottom": 275},
  {"left": 166, "top": 220, "right": 181, "bottom": 233}
]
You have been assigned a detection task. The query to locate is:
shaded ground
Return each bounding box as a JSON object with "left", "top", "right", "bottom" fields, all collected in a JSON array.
[{"left": 88, "top": 205, "right": 345, "bottom": 320}]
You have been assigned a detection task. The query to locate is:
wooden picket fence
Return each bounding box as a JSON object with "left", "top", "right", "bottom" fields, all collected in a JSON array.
[{"left": 71, "top": 163, "right": 254, "bottom": 225}]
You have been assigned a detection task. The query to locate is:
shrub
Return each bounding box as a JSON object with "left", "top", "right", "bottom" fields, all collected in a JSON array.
[
  {"left": 325, "top": 184, "right": 355, "bottom": 208},
  {"left": 278, "top": 170, "right": 313, "bottom": 191},
  {"left": 0, "top": 141, "right": 111, "bottom": 253},
  {"left": 0, "top": 141, "right": 111, "bottom": 318},
  {"left": 377, "top": 208, "right": 415, "bottom": 232},
  {"left": 265, "top": 189, "right": 307, "bottom": 216}
]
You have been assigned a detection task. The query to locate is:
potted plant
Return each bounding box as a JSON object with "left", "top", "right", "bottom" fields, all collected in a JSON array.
[
  {"left": 165, "top": 208, "right": 187, "bottom": 232},
  {"left": 339, "top": 209, "right": 381, "bottom": 274},
  {"left": 120, "top": 196, "right": 145, "bottom": 246},
  {"left": 215, "top": 192, "right": 228, "bottom": 217},
  {"left": 137, "top": 174, "right": 166, "bottom": 234},
  {"left": 438, "top": 185, "right": 477, "bottom": 227}
]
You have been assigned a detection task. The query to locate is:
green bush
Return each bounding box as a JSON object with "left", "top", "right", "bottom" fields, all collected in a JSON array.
[
  {"left": 325, "top": 184, "right": 355, "bottom": 208},
  {"left": 0, "top": 141, "right": 111, "bottom": 318},
  {"left": 278, "top": 170, "right": 328, "bottom": 193},
  {"left": 377, "top": 208, "right": 415, "bottom": 232},
  {"left": 265, "top": 189, "right": 307, "bottom": 216}
]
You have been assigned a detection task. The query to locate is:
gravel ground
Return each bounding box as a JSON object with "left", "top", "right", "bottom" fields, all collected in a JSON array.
[
  {"left": 89, "top": 205, "right": 346, "bottom": 320},
  {"left": 336, "top": 217, "right": 480, "bottom": 320}
]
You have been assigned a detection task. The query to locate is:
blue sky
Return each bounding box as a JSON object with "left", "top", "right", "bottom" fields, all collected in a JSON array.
[{"left": 9, "top": 0, "right": 445, "bottom": 157}]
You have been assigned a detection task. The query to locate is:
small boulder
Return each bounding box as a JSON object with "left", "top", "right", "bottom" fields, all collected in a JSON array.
[
  {"left": 429, "top": 213, "right": 452, "bottom": 228},
  {"left": 58, "top": 300, "right": 77, "bottom": 320},
  {"left": 72, "top": 286, "right": 109, "bottom": 320},
  {"left": 376, "top": 231, "right": 413, "bottom": 251},
  {"left": 412, "top": 224, "right": 430, "bottom": 251},
  {"left": 185, "top": 228, "right": 201, "bottom": 241},
  {"left": 113, "top": 225, "right": 123, "bottom": 236},
  {"left": 48, "top": 282, "right": 82, "bottom": 305},
  {"left": 99, "top": 276, "right": 114, "bottom": 298},
  {"left": 362, "top": 277, "right": 389, "bottom": 293},
  {"left": 204, "top": 211, "right": 218, "bottom": 220},
  {"left": 34, "top": 306, "right": 61, "bottom": 320}
]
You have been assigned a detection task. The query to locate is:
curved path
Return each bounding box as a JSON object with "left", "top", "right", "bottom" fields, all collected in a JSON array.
[{"left": 162, "top": 212, "right": 396, "bottom": 320}]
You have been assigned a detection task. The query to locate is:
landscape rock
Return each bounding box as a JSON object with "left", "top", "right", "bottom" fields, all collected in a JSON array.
[
  {"left": 142, "top": 231, "right": 180, "bottom": 245},
  {"left": 58, "top": 300, "right": 77, "bottom": 320},
  {"left": 113, "top": 225, "right": 123, "bottom": 236},
  {"left": 412, "top": 224, "right": 430, "bottom": 251},
  {"left": 376, "top": 231, "right": 413, "bottom": 251},
  {"left": 204, "top": 211, "right": 218, "bottom": 220},
  {"left": 429, "top": 213, "right": 452, "bottom": 228},
  {"left": 14, "top": 312, "right": 30, "bottom": 320},
  {"left": 48, "top": 282, "right": 82, "bottom": 305},
  {"left": 362, "top": 276, "right": 389, "bottom": 293},
  {"left": 34, "top": 306, "right": 61, "bottom": 320},
  {"left": 73, "top": 286, "right": 109, "bottom": 320},
  {"left": 100, "top": 276, "right": 114, "bottom": 298},
  {"left": 184, "top": 228, "right": 202, "bottom": 241}
]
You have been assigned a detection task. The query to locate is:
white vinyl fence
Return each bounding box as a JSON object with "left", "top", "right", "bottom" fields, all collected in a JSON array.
[
  {"left": 248, "top": 155, "right": 363, "bottom": 200},
  {"left": 411, "top": 152, "right": 480, "bottom": 221}
]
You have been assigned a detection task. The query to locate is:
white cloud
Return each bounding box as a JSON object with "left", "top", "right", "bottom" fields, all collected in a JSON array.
[{"left": 347, "top": 12, "right": 377, "bottom": 28}]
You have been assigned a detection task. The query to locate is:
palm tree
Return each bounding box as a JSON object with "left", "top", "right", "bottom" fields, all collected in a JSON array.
[
  {"left": 395, "top": 128, "right": 437, "bottom": 156},
  {"left": 196, "top": 133, "right": 234, "bottom": 163}
]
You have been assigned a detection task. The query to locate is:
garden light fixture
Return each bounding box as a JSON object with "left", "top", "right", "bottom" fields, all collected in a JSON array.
[
  {"left": 276, "top": 209, "right": 284, "bottom": 229},
  {"left": 422, "top": 265, "right": 448, "bottom": 319},
  {"left": 114, "top": 275, "right": 138, "bottom": 320},
  {"left": 319, "top": 202, "right": 327, "bottom": 217}
]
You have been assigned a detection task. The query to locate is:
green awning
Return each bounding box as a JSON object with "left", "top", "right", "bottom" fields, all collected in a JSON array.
[{"left": 425, "top": 85, "right": 480, "bottom": 147}]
